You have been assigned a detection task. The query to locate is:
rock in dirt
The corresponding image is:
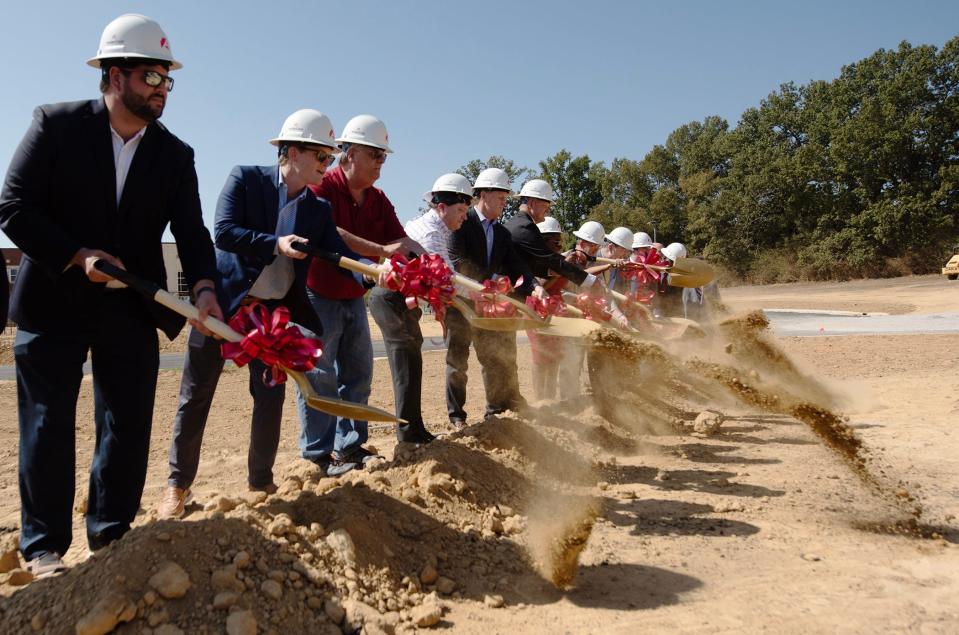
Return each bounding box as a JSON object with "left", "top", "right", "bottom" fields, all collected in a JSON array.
[
  {"left": 30, "top": 613, "right": 45, "bottom": 631},
  {"left": 324, "top": 599, "right": 346, "bottom": 624},
  {"left": 3, "top": 568, "right": 33, "bottom": 586},
  {"left": 149, "top": 562, "right": 192, "bottom": 599},
  {"left": 802, "top": 553, "right": 823, "bottom": 562},
  {"left": 261, "top": 578, "right": 283, "bottom": 600},
  {"left": 211, "top": 565, "right": 245, "bottom": 593},
  {"left": 435, "top": 577, "right": 456, "bottom": 595},
  {"left": 326, "top": 528, "right": 357, "bottom": 567},
  {"left": 693, "top": 410, "right": 725, "bottom": 435},
  {"left": 226, "top": 609, "right": 257, "bottom": 635},
  {"left": 155, "top": 625, "right": 185, "bottom": 635},
  {"left": 0, "top": 535, "right": 20, "bottom": 573},
  {"left": 213, "top": 591, "right": 239, "bottom": 609},
  {"left": 344, "top": 598, "right": 399, "bottom": 633},
  {"left": 419, "top": 564, "right": 439, "bottom": 585},
  {"left": 268, "top": 513, "right": 295, "bottom": 536},
  {"left": 75, "top": 590, "right": 136, "bottom": 635},
  {"left": 411, "top": 603, "right": 443, "bottom": 628},
  {"left": 484, "top": 594, "right": 505, "bottom": 608}
]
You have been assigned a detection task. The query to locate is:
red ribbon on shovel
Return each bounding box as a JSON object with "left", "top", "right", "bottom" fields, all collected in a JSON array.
[
  {"left": 382, "top": 253, "right": 456, "bottom": 324},
  {"left": 471, "top": 276, "right": 521, "bottom": 318},
  {"left": 221, "top": 303, "right": 324, "bottom": 387}
]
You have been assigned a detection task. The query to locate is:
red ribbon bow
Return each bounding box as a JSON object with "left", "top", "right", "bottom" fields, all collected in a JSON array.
[
  {"left": 383, "top": 253, "right": 456, "bottom": 324},
  {"left": 526, "top": 292, "right": 566, "bottom": 319},
  {"left": 221, "top": 303, "right": 324, "bottom": 387},
  {"left": 575, "top": 290, "right": 612, "bottom": 322},
  {"left": 471, "top": 276, "right": 520, "bottom": 318},
  {"left": 623, "top": 248, "right": 670, "bottom": 285}
]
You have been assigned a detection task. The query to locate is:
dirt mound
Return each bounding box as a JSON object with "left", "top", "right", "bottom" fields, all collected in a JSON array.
[{"left": 0, "top": 413, "right": 603, "bottom": 632}]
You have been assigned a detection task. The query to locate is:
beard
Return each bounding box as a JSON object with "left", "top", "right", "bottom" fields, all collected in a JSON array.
[{"left": 121, "top": 87, "right": 164, "bottom": 122}]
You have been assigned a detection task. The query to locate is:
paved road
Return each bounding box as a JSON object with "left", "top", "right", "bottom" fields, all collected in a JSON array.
[
  {"left": 3, "top": 311, "right": 954, "bottom": 380},
  {"left": 764, "top": 309, "right": 959, "bottom": 337},
  {"left": 0, "top": 336, "right": 455, "bottom": 381}
]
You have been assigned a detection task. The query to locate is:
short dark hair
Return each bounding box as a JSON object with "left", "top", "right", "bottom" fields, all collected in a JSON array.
[
  {"left": 99, "top": 58, "right": 171, "bottom": 93},
  {"left": 431, "top": 191, "right": 471, "bottom": 207}
]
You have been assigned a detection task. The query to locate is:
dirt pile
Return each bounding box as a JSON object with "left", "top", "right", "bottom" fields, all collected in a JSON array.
[{"left": 0, "top": 414, "right": 602, "bottom": 632}]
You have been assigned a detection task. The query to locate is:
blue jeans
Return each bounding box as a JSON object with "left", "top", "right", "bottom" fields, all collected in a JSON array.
[{"left": 298, "top": 292, "right": 373, "bottom": 459}]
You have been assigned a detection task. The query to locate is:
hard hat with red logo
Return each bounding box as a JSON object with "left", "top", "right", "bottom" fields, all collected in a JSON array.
[
  {"left": 336, "top": 115, "right": 393, "bottom": 153},
  {"left": 87, "top": 14, "right": 182, "bottom": 69},
  {"left": 269, "top": 109, "right": 339, "bottom": 150}
]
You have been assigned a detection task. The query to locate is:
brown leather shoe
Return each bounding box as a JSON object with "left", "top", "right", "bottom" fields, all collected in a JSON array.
[{"left": 158, "top": 486, "right": 192, "bottom": 519}]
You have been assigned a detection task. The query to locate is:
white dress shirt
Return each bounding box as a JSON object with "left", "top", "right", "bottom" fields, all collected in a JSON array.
[
  {"left": 405, "top": 209, "right": 452, "bottom": 264},
  {"left": 110, "top": 125, "right": 147, "bottom": 206}
]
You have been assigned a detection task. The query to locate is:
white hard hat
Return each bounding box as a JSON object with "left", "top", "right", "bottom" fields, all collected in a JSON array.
[
  {"left": 632, "top": 232, "right": 654, "bottom": 249},
  {"left": 519, "top": 179, "right": 556, "bottom": 201},
  {"left": 572, "top": 221, "right": 605, "bottom": 245},
  {"left": 661, "top": 242, "right": 688, "bottom": 262},
  {"left": 87, "top": 14, "right": 182, "bottom": 70},
  {"left": 536, "top": 216, "right": 562, "bottom": 234},
  {"left": 269, "top": 109, "right": 339, "bottom": 150},
  {"left": 605, "top": 226, "right": 634, "bottom": 250},
  {"left": 473, "top": 168, "right": 512, "bottom": 192},
  {"left": 425, "top": 173, "right": 474, "bottom": 201},
  {"left": 336, "top": 114, "right": 393, "bottom": 153}
]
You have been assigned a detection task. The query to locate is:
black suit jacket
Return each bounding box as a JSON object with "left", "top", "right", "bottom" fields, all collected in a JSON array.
[
  {"left": 0, "top": 99, "right": 216, "bottom": 339},
  {"left": 449, "top": 209, "right": 535, "bottom": 295},
  {"left": 213, "top": 164, "right": 361, "bottom": 335},
  {"left": 502, "top": 211, "right": 589, "bottom": 285}
]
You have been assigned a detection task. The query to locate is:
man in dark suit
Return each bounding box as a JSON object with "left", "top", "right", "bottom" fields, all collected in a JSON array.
[
  {"left": 504, "top": 179, "right": 599, "bottom": 290},
  {"left": 159, "top": 109, "right": 368, "bottom": 518},
  {"left": 446, "top": 168, "right": 546, "bottom": 429},
  {"left": 0, "top": 14, "right": 221, "bottom": 575}
]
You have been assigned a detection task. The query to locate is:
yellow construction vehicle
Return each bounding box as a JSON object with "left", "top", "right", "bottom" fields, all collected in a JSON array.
[{"left": 944, "top": 246, "right": 959, "bottom": 280}]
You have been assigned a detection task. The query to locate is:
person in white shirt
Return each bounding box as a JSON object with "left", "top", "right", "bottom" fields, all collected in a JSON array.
[{"left": 368, "top": 173, "right": 473, "bottom": 444}]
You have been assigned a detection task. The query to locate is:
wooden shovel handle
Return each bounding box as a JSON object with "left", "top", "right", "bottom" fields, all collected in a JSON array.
[{"left": 93, "top": 260, "right": 240, "bottom": 342}]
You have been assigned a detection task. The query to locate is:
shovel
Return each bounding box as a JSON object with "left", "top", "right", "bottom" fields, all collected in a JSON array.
[
  {"left": 595, "top": 256, "right": 715, "bottom": 288},
  {"left": 92, "top": 260, "right": 402, "bottom": 423},
  {"left": 291, "top": 242, "right": 560, "bottom": 334}
]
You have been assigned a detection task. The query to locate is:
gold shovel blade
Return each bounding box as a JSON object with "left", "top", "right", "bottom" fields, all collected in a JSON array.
[
  {"left": 667, "top": 258, "right": 715, "bottom": 288},
  {"left": 286, "top": 368, "right": 402, "bottom": 423},
  {"left": 537, "top": 315, "right": 605, "bottom": 338},
  {"left": 469, "top": 317, "right": 546, "bottom": 332},
  {"left": 305, "top": 394, "right": 402, "bottom": 423}
]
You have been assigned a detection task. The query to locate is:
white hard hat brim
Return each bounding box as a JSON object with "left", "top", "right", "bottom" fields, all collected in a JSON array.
[
  {"left": 336, "top": 138, "right": 393, "bottom": 153},
  {"left": 87, "top": 54, "right": 183, "bottom": 70},
  {"left": 268, "top": 137, "right": 341, "bottom": 152}
]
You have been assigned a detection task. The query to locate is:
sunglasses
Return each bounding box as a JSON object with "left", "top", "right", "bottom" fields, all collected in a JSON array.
[
  {"left": 305, "top": 147, "right": 337, "bottom": 165},
  {"left": 121, "top": 69, "right": 174, "bottom": 92},
  {"left": 361, "top": 146, "right": 388, "bottom": 162}
]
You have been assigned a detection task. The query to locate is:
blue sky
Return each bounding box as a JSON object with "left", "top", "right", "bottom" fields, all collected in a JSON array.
[{"left": 1, "top": 1, "right": 957, "bottom": 248}]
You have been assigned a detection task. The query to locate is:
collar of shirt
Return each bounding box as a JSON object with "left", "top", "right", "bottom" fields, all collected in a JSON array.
[{"left": 109, "top": 125, "right": 147, "bottom": 206}]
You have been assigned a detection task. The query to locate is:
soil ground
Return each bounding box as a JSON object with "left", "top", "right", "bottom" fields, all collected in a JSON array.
[{"left": 0, "top": 274, "right": 956, "bottom": 634}]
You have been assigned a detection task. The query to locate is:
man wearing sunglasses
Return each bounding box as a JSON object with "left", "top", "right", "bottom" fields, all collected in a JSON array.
[
  {"left": 302, "top": 115, "right": 426, "bottom": 475},
  {"left": 159, "top": 109, "right": 367, "bottom": 517},
  {"left": 0, "top": 14, "right": 221, "bottom": 576}
]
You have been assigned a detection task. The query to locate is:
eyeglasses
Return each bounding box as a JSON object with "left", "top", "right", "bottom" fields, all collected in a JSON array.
[
  {"left": 121, "top": 69, "right": 175, "bottom": 92},
  {"left": 304, "top": 147, "right": 337, "bottom": 165},
  {"left": 361, "top": 146, "right": 388, "bottom": 163}
]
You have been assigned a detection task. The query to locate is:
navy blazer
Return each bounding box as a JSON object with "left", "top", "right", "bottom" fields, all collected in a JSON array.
[
  {"left": 0, "top": 99, "right": 216, "bottom": 339},
  {"left": 212, "top": 164, "right": 359, "bottom": 335},
  {"left": 449, "top": 209, "right": 535, "bottom": 296}
]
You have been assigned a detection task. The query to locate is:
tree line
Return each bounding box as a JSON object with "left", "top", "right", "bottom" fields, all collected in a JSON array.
[{"left": 458, "top": 36, "right": 959, "bottom": 282}]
